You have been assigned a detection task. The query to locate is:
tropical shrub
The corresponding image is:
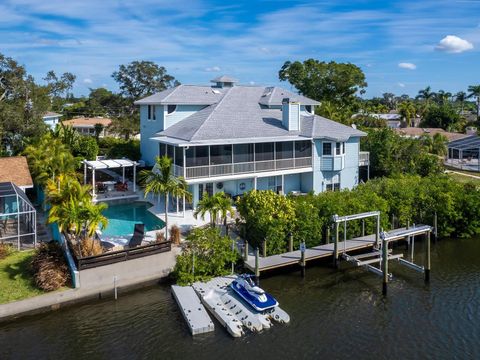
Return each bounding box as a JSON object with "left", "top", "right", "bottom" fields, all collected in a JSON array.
[
  {"left": 237, "top": 174, "right": 480, "bottom": 257},
  {"left": 361, "top": 128, "right": 443, "bottom": 178},
  {"left": 236, "top": 190, "right": 295, "bottom": 255},
  {"left": 173, "top": 227, "right": 238, "bottom": 285},
  {"left": 71, "top": 135, "right": 99, "bottom": 160},
  {"left": 31, "top": 242, "right": 71, "bottom": 291},
  {"left": 98, "top": 137, "right": 141, "bottom": 160}
]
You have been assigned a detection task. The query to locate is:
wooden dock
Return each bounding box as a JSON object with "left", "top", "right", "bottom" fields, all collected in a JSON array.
[
  {"left": 171, "top": 285, "right": 215, "bottom": 335},
  {"left": 244, "top": 234, "right": 377, "bottom": 272}
]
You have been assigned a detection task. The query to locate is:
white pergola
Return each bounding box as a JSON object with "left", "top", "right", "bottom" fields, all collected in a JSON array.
[{"left": 83, "top": 159, "right": 138, "bottom": 196}]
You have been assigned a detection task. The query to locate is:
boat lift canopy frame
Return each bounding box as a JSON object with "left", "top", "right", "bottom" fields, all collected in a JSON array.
[{"left": 331, "top": 211, "right": 381, "bottom": 267}]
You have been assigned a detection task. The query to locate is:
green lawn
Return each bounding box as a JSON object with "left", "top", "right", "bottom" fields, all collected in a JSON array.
[
  {"left": 0, "top": 250, "right": 44, "bottom": 304},
  {"left": 448, "top": 172, "right": 480, "bottom": 185}
]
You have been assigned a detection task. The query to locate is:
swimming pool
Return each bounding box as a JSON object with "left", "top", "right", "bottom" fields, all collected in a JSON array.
[{"left": 101, "top": 202, "right": 165, "bottom": 237}]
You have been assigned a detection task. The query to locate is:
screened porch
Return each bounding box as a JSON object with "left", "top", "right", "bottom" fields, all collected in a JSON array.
[
  {"left": 0, "top": 182, "right": 37, "bottom": 250},
  {"left": 160, "top": 140, "right": 313, "bottom": 180}
]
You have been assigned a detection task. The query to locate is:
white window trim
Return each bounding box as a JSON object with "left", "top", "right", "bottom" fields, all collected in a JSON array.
[
  {"left": 322, "top": 141, "right": 346, "bottom": 157},
  {"left": 147, "top": 105, "right": 156, "bottom": 121}
]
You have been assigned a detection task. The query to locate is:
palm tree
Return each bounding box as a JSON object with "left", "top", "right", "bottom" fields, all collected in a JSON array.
[
  {"left": 45, "top": 174, "right": 91, "bottom": 206},
  {"left": 456, "top": 91, "right": 467, "bottom": 113},
  {"left": 139, "top": 156, "right": 191, "bottom": 241},
  {"left": 416, "top": 86, "right": 435, "bottom": 111},
  {"left": 398, "top": 101, "right": 416, "bottom": 127},
  {"left": 436, "top": 90, "right": 452, "bottom": 105},
  {"left": 24, "top": 133, "right": 78, "bottom": 185},
  {"left": 215, "top": 192, "right": 234, "bottom": 228},
  {"left": 467, "top": 85, "right": 480, "bottom": 118},
  {"left": 194, "top": 192, "right": 218, "bottom": 227}
]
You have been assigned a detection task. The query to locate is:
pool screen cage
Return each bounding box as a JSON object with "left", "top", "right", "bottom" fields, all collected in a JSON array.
[
  {"left": 446, "top": 135, "right": 480, "bottom": 172},
  {"left": 0, "top": 182, "right": 37, "bottom": 250}
]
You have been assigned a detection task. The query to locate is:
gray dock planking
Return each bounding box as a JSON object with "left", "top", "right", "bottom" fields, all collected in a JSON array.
[
  {"left": 244, "top": 226, "right": 429, "bottom": 273},
  {"left": 244, "top": 234, "right": 377, "bottom": 272},
  {"left": 171, "top": 285, "right": 215, "bottom": 335}
]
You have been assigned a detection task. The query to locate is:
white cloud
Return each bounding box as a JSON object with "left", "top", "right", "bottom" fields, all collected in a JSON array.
[
  {"left": 204, "top": 66, "right": 221, "bottom": 72},
  {"left": 435, "top": 35, "right": 474, "bottom": 53},
  {"left": 398, "top": 82, "right": 405, "bottom": 88},
  {"left": 398, "top": 62, "right": 416, "bottom": 70},
  {"left": 83, "top": 78, "right": 92, "bottom": 84}
]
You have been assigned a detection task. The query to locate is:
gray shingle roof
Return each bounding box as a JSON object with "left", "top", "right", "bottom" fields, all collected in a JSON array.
[
  {"left": 134, "top": 85, "right": 227, "bottom": 105},
  {"left": 259, "top": 86, "right": 320, "bottom": 106},
  {"left": 156, "top": 86, "right": 364, "bottom": 144}
]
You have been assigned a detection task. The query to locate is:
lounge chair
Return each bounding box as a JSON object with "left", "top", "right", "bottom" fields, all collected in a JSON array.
[{"left": 127, "top": 224, "right": 145, "bottom": 248}]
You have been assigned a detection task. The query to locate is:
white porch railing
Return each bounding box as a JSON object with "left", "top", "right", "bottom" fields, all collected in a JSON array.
[
  {"left": 359, "top": 151, "right": 370, "bottom": 166},
  {"left": 182, "top": 157, "right": 312, "bottom": 179}
]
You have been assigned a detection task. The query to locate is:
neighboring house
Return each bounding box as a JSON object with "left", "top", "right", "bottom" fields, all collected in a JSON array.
[
  {"left": 352, "top": 112, "right": 421, "bottom": 128},
  {"left": 0, "top": 156, "right": 34, "bottom": 191},
  {"left": 61, "top": 117, "right": 112, "bottom": 137},
  {"left": 394, "top": 127, "right": 470, "bottom": 142},
  {"left": 42, "top": 111, "right": 62, "bottom": 129},
  {"left": 135, "top": 76, "right": 368, "bottom": 208}
]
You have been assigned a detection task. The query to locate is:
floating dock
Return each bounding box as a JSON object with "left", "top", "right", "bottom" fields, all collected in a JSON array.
[
  {"left": 171, "top": 285, "right": 215, "bottom": 335},
  {"left": 192, "top": 276, "right": 289, "bottom": 337}
]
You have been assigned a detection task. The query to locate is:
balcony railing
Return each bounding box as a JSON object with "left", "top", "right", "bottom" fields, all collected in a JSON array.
[
  {"left": 359, "top": 151, "right": 370, "bottom": 166},
  {"left": 180, "top": 157, "right": 312, "bottom": 179}
]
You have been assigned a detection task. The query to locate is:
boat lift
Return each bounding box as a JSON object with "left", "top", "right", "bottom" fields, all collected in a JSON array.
[{"left": 341, "top": 224, "right": 432, "bottom": 295}]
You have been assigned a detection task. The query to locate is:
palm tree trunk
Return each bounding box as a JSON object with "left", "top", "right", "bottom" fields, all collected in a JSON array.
[
  {"left": 165, "top": 193, "right": 169, "bottom": 241},
  {"left": 477, "top": 97, "right": 480, "bottom": 118}
]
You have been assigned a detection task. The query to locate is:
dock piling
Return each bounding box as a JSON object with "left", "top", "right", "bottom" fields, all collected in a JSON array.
[
  {"left": 381, "top": 235, "right": 388, "bottom": 296},
  {"left": 255, "top": 247, "right": 260, "bottom": 285},
  {"left": 425, "top": 231, "right": 431, "bottom": 283},
  {"left": 289, "top": 232, "right": 293, "bottom": 252},
  {"left": 263, "top": 239, "right": 267, "bottom": 258},
  {"left": 243, "top": 241, "right": 249, "bottom": 260},
  {"left": 300, "top": 241, "right": 306, "bottom": 278},
  {"left": 434, "top": 212, "right": 438, "bottom": 241},
  {"left": 333, "top": 218, "right": 339, "bottom": 268}
]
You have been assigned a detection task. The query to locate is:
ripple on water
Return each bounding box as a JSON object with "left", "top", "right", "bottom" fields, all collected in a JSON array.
[{"left": 2, "top": 237, "right": 480, "bottom": 360}]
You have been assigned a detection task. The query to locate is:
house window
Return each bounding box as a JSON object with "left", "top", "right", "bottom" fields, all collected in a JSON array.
[
  {"left": 305, "top": 105, "right": 312, "bottom": 113},
  {"left": 335, "top": 142, "right": 341, "bottom": 155},
  {"left": 326, "top": 174, "right": 340, "bottom": 191},
  {"left": 324, "top": 142, "right": 345, "bottom": 156},
  {"left": 167, "top": 105, "right": 177, "bottom": 114},
  {"left": 323, "top": 142, "right": 332, "bottom": 156},
  {"left": 148, "top": 105, "right": 156, "bottom": 120}
]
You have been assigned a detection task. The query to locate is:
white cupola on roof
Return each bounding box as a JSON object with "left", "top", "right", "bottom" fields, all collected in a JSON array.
[
  {"left": 211, "top": 75, "right": 238, "bottom": 88},
  {"left": 282, "top": 98, "right": 300, "bottom": 131}
]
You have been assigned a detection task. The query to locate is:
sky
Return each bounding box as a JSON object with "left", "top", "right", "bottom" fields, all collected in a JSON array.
[{"left": 1, "top": 0, "right": 479, "bottom": 98}]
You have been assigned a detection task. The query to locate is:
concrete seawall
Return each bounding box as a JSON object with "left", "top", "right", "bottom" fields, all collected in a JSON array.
[{"left": 0, "top": 248, "right": 179, "bottom": 323}]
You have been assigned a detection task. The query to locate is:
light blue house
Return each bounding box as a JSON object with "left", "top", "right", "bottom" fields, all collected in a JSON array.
[
  {"left": 135, "top": 76, "right": 369, "bottom": 210},
  {"left": 42, "top": 111, "right": 62, "bottom": 129}
]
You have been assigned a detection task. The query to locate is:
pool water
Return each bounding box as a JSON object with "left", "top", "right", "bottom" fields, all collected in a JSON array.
[{"left": 101, "top": 202, "right": 165, "bottom": 236}]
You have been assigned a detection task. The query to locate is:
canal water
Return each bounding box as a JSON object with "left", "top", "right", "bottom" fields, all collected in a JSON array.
[{"left": 1, "top": 237, "right": 479, "bottom": 359}]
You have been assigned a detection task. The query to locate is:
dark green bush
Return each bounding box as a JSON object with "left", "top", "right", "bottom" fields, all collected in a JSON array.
[
  {"left": 173, "top": 227, "right": 238, "bottom": 285},
  {"left": 237, "top": 175, "right": 480, "bottom": 256},
  {"left": 98, "top": 137, "right": 141, "bottom": 160}
]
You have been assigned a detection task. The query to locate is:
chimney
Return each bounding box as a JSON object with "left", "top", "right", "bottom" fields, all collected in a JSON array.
[{"left": 282, "top": 98, "right": 300, "bottom": 131}]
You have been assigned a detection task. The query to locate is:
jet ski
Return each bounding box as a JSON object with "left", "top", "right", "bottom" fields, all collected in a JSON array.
[{"left": 230, "top": 274, "right": 279, "bottom": 312}]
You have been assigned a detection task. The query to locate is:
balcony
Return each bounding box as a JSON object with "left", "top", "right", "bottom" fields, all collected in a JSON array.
[
  {"left": 359, "top": 151, "right": 370, "bottom": 166},
  {"left": 175, "top": 157, "right": 312, "bottom": 180}
]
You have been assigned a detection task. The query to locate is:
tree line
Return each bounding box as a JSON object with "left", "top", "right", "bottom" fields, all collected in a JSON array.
[{"left": 0, "top": 53, "right": 179, "bottom": 155}]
